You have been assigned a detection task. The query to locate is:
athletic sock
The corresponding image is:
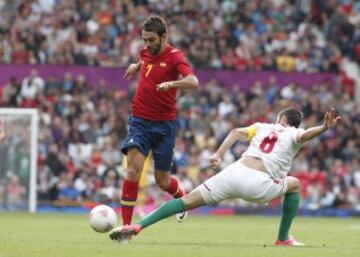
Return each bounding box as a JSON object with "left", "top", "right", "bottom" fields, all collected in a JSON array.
[
  {"left": 164, "top": 176, "right": 185, "bottom": 198},
  {"left": 138, "top": 198, "right": 185, "bottom": 229},
  {"left": 121, "top": 179, "right": 139, "bottom": 225},
  {"left": 277, "top": 191, "right": 300, "bottom": 241}
]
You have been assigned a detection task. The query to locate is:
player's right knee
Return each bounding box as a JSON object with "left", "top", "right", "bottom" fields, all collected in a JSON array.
[
  {"left": 125, "top": 168, "right": 141, "bottom": 181},
  {"left": 286, "top": 177, "right": 300, "bottom": 192}
]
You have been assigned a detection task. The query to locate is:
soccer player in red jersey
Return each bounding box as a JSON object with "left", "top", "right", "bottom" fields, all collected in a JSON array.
[{"left": 120, "top": 15, "right": 199, "bottom": 228}]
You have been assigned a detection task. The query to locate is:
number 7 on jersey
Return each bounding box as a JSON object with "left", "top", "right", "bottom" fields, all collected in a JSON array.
[{"left": 145, "top": 64, "right": 153, "bottom": 77}]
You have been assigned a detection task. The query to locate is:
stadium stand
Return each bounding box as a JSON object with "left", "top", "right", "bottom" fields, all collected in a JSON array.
[{"left": 0, "top": 0, "right": 359, "bottom": 213}]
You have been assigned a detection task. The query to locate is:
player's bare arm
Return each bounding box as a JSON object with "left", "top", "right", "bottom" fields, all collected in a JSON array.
[
  {"left": 123, "top": 60, "right": 142, "bottom": 80},
  {"left": 210, "top": 127, "right": 250, "bottom": 168},
  {"left": 297, "top": 108, "right": 341, "bottom": 143},
  {"left": 156, "top": 75, "right": 199, "bottom": 92}
]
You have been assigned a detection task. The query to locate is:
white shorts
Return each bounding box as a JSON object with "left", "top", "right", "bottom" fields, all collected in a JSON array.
[{"left": 199, "top": 161, "right": 287, "bottom": 204}]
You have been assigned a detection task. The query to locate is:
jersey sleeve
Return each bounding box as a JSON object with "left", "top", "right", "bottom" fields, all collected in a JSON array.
[
  {"left": 175, "top": 51, "right": 194, "bottom": 77},
  {"left": 291, "top": 128, "right": 305, "bottom": 145},
  {"left": 246, "top": 122, "right": 261, "bottom": 140}
]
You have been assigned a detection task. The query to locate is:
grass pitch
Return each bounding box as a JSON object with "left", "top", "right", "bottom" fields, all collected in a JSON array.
[{"left": 0, "top": 212, "right": 359, "bottom": 257}]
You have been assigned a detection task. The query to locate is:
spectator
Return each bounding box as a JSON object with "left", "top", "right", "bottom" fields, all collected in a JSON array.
[
  {"left": 0, "top": 1, "right": 358, "bottom": 212},
  {"left": 6, "top": 174, "right": 26, "bottom": 209},
  {"left": 0, "top": 1, "right": 357, "bottom": 70}
]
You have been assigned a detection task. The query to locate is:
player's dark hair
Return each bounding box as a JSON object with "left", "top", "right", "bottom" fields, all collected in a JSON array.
[
  {"left": 278, "top": 107, "right": 303, "bottom": 128},
  {"left": 141, "top": 15, "right": 167, "bottom": 36}
]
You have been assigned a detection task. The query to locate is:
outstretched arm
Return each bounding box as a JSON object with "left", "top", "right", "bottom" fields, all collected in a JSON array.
[
  {"left": 123, "top": 60, "right": 142, "bottom": 80},
  {"left": 297, "top": 108, "right": 341, "bottom": 144},
  {"left": 210, "top": 127, "right": 252, "bottom": 167},
  {"left": 157, "top": 75, "right": 199, "bottom": 91}
]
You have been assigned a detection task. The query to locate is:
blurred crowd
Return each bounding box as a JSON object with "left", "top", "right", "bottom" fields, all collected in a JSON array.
[
  {"left": 0, "top": 0, "right": 360, "bottom": 71},
  {"left": 0, "top": 69, "right": 359, "bottom": 211},
  {"left": 0, "top": 0, "right": 359, "bottom": 212}
]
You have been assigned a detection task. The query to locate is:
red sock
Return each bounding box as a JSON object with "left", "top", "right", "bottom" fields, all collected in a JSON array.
[
  {"left": 120, "top": 179, "right": 138, "bottom": 225},
  {"left": 165, "top": 176, "right": 185, "bottom": 198}
]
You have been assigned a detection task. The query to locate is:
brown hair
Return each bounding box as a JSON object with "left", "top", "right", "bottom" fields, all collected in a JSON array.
[
  {"left": 141, "top": 15, "right": 167, "bottom": 36},
  {"left": 278, "top": 107, "right": 303, "bottom": 128}
]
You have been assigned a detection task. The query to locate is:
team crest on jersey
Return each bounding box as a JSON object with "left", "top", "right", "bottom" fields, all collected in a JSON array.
[{"left": 160, "top": 62, "right": 167, "bottom": 67}]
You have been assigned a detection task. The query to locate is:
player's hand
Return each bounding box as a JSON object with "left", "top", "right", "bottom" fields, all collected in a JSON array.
[
  {"left": 157, "top": 82, "right": 173, "bottom": 92},
  {"left": 323, "top": 107, "right": 341, "bottom": 129},
  {"left": 123, "top": 63, "right": 140, "bottom": 80},
  {"left": 209, "top": 153, "right": 222, "bottom": 168}
]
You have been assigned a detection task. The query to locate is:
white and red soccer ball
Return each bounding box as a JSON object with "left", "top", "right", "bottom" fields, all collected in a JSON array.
[{"left": 89, "top": 205, "right": 117, "bottom": 233}]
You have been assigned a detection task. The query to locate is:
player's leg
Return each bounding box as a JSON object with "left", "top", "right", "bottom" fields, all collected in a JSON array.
[
  {"left": 120, "top": 148, "right": 146, "bottom": 225},
  {"left": 109, "top": 187, "right": 206, "bottom": 241},
  {"left": 152, "top": 120, "right": 184, "bottom": 199},
  {"left": 109, "top": 163, "right": 237, "bottom": 242},
  {"left": 120, "top": 116, "right": 151, "bottom": 225},
  {"left": 109, "top": 161, "right": 236, "bottom": 242},
  {"left": 154, "top": 171, "right": 185, "bottom": 199},
  {"left": 154, "top": 171, "right": 187, "bottom": 222},
  {"left": 202, "top": 162, "right": 304, "bottom": 246},
  {"left": 275, "top": 176, "right": 304, "bottom": 246},
  {"left": 151, "top": 120, "right": 186, "bottom": 222},
  {"left": 138, "top": 188, "right": 205, "bottom": 229}
]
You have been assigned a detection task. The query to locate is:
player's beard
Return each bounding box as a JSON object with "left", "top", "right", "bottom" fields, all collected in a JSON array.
[{"left": 149, "top": 39, "right": 162, "bottom": 56}]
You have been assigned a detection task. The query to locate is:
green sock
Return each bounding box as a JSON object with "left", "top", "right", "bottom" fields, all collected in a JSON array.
[
  {"left": 277, "top": 191, "right": 300, "bottom": 241},
  {"left": 138, "top": 198, "right": 185, "bottom": 229}
]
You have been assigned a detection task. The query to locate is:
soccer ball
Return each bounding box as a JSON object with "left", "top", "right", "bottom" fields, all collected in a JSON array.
[{"left": 89, "top": 205, "right": 117, "bottom": 233}]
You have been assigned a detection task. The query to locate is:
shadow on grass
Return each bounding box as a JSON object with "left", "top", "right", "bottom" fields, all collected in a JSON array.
[{"left": 132, "top": 241, "right": 360, "bottom": 250}]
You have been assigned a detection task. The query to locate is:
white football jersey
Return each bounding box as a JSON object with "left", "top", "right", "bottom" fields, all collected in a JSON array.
[{"left": 242, "top": 122, "right": 305, "bottom": 178}]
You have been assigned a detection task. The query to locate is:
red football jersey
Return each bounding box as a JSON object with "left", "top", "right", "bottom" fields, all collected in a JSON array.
[{"left": 131, "top": 45, "right": 194, "bottom": 121}]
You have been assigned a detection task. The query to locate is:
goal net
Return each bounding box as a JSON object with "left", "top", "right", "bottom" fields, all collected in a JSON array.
[{"left": 0, "top": 108, "right": 38, "bottom": 212}]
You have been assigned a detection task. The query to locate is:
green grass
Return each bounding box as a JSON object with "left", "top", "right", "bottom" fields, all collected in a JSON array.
[{"left": 0, "top": 212, "right": 359, "bottom": 257}]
